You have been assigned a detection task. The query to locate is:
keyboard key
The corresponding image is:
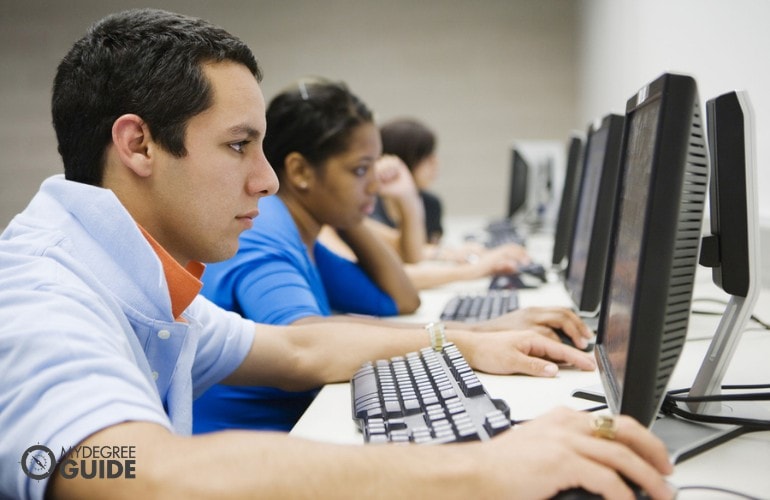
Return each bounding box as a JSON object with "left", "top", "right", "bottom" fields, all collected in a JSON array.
[{"left": 484, "top": 409, "right": 512, "bottom": 436}]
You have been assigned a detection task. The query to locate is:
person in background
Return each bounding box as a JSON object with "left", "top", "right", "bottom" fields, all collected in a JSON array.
[
  {"left": 0, "top": 9, "right": 674, "bottom": 500},
  {"left": 323, "top": 116, "right": 533, "bottom": 290},
  {"left": 193, "top": 78, "right": 592, "bottom": 432},
  {"left": 375, "top": 117, "right": 444, "bottom": 245}
]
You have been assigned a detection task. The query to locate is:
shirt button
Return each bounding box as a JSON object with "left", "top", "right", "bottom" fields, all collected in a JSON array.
[
  {"left": 152, "top": 371, "right": 159, "bottom": 381},
  {"left": 157, "top": 329, "right": 171, "bottom": 340}
]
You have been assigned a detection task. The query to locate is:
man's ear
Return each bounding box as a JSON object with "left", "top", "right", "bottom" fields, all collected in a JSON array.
[
  {"left": 111, "top": 114, "right": 154, "bottom": 178},
  {"left": 284, "top": 152, "right": 314, "bottom": 191}
]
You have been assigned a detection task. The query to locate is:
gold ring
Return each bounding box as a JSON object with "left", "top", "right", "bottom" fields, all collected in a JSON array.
[{"left": 590, "top": 413, "right": 617, "bottom": 440}]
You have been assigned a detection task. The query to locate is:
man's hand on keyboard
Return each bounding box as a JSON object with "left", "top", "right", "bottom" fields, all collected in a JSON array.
[
  {"left": 466, "top": 306, "right": 593, "bottom": 351},
  {"left": 449, "top": 328, "right": 596, "bottom": 377}
]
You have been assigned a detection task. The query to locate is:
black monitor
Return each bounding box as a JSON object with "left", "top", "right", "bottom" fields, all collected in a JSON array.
[
  {"left": 550, "top": 134, "right": 585, "bottom": 269},
  {"left": 684, "top": 90, "right": 762, "bottom": 416},
  {"left": 506, "top": 149, "right": 529, "bottom": 220},
  {"left": 579, "top": 80, "right": 767, "bottom": 463},
  {"left": 564, "top": 114, "right": 624, "bottom": 316},
  {"left": 595, "top": 73, "right": 710, "bottom": 433}
]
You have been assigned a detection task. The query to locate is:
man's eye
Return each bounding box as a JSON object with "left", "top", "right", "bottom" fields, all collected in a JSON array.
[
  {"left": 354, "top": 166, "right": 368, "bottom": 177},
  {"left": 230, "top": 141, "right": 249, "bottom": 154}
]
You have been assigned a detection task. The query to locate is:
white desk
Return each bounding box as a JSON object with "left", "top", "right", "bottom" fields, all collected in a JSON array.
[{"left": 292, "top": 224, "right": 770, "bottom": 499}]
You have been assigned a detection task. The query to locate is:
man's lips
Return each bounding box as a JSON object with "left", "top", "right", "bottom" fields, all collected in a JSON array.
[
  {"left": 237, "top": 208, "right": 259, "bottom": 220},
  {"left": 236, "top": 209, "right": 259, "bottom": 229}
]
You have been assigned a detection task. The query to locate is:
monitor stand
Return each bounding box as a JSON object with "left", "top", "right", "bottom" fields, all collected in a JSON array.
[
  {"left": 570, "top": 388, "right": 744, "bottom": 464},
  {"left": 687, "top": 294, "right": 757, "bottom": 414},
  {"left": 651, "top": 415, "right": 742, "bottom": 463}
]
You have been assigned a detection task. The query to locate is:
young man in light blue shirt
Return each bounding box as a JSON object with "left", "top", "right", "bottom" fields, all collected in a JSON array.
[{"left": 0, "top": 8, "right": 674, "bottom": 500}]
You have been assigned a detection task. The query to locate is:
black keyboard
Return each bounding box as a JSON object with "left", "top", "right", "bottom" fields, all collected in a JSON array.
[
  {"left": 486, "top": 230, "right": 526, "bottom": 248},
  {"left": 351, "top": 343, "right": 512, "bottom": 444},
  {"left": 484, "top": 218, "right": 527, "bottom": 247},
  {"left": 440, "top": 290, "right": 519, "bottom": 322}
]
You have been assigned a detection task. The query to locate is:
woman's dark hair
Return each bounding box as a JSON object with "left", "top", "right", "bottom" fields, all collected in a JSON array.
[
  {"left": 262, "top": 77, "right": 373, "bottom": 177},
  {"left": 380, "top": 118, "right": 436, "bottom": 172},
  {"left": 52, "top": 8, "right": 261, "bottom": 185}
]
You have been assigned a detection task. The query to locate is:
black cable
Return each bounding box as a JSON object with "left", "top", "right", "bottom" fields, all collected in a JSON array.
[
  {"left": 691, "top": 297, "right": 729, "bottom": 306},
  {"left": 750, "top": 314, "right": 770, "bottom": 330},
  {"left": 667, "top": 392, "right": 770, "bottom": 403},
  {"left": 690, "top": 308, "right": 723, "bottom": 317},
  {"left": 690, "top": 308, "right": 770, "bottom": 330},
  {"left": 690, "top": 297, "right": 770, "bottom": 330},
  {"left": 722, "top": 384, "right": 770, "bottom": 390},
  {"left": 511, "top": 404, "right": 609, "bottom": 426},
  {"left": 579, "top": 404, "right": 608, "bottom": 413},
  {"left": 668, "top": 383, "right": 770, "bottom": 395},
  {"left": 661, "top": 397, "right": 770, "bottom": 430},
  {"left": 676, "top": 484, "right": 764, "bottom": 500}
]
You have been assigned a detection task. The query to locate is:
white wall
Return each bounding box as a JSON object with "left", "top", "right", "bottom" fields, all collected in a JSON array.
[
  {"left": 576, "top": 0, "right": 770, "bottom": 286},
  {"left": 576, "top": 0, "right": 770, "bottom": 223}
]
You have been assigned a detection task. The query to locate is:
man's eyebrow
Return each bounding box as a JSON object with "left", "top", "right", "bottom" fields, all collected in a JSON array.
[{"left": 228, "top": 124, "right": 261, "bottom": 139}]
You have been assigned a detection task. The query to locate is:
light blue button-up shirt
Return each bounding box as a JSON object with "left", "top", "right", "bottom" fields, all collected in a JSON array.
[{"left": 0, "top": 176, "right": 255, "bottom": 499}]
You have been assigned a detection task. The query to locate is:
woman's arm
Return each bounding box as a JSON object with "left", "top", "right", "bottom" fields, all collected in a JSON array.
[
  {"left": 373, "top": 155, "right": 426, "bottom": 263},
  {"left": 403, "top": 243, "right": 531, "bottom": 290},
  {"left": 336, "top": 221, "right": 420, "bottom": 314}
]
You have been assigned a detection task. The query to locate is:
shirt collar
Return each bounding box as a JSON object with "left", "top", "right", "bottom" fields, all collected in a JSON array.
[{"left": 137, "top": 225, "right": 204, "bottom": 321}]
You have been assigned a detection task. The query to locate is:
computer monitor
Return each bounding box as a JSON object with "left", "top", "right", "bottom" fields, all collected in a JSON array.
[
  {"left": 685, "top": 90, "right": 762, "bottom": 415},
  {"left": 550, "top": 133, "right": 585, "bottom": 269},
  {"left": 506, "top": 149, "right": 529, "bottom": 220},
  {"left": 594, "top": 72, "right": 710, "bottom": 436},
  {"left": 564, "top": 114, "right": 624, "bottom": 316}
]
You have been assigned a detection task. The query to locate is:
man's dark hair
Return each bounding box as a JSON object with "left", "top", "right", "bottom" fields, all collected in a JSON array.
[
  {"left": 262, "top": 77, "right": 373, "bottom": 177},
  {"left": 52, "top": 8, "right": 262, "bottom": 185}
]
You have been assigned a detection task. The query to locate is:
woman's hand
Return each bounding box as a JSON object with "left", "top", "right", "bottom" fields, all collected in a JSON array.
[{"left": 376, "top": 155, "right": 419, "bottom": 203}]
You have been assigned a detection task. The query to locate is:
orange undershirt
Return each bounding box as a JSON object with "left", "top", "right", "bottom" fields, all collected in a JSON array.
[{"left": 137, "top": 225, "right": 204, "bottom": 321}]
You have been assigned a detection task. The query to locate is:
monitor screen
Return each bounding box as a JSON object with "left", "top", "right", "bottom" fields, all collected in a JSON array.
[
  {"left": 551, "top": 134, "right": 584, "bottom": 268},
  {"left": 564, "top": 114, "right": 624, "bottom": 315},
  {"left": 595, "top": 73, "right": 709, "bottom": 427},
  {"left": 506, "top": 149, "right": 529, "bottom": 219}
]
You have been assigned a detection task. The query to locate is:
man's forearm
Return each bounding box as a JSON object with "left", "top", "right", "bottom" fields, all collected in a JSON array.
[{"left": 48, "top": 421, "right": 489, "bottom": 500}]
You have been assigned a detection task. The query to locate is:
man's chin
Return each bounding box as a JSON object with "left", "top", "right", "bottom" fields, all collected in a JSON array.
[{"left": 202, "top": 243, "right": 239, "bottom": 264}]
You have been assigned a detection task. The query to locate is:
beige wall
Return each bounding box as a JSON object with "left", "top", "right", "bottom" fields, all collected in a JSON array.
[{"left": 0, "top": 0, "right": 579, "bottom": 228}]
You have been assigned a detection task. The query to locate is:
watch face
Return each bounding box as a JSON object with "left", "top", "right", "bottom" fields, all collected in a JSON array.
[{"left": 20, "top": 445, "right": 57, "bottom": 480}]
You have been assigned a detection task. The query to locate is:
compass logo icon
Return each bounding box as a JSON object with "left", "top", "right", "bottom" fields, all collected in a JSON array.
[{"left": 20, "top": 444, "right": 57, "bottom": 481}]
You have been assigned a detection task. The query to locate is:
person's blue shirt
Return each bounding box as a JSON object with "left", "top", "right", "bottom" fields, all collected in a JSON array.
[
  {"left": 193, "top": 195, "right": 397, "bottom": 432},
  {"left": 0, "top": 176, "right": 255, "bottom": 500}
]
